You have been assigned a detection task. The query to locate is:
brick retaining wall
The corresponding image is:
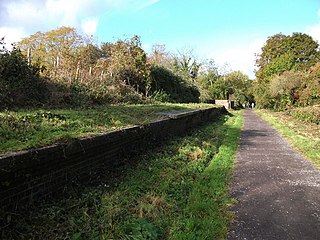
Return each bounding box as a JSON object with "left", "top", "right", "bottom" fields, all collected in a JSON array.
[{"left": 0, "top": 107, "right": 227, "bottom": 212}]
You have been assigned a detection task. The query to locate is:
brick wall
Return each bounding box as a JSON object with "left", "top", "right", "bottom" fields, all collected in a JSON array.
[{"left": 0, "top": 107, "right": 227, "bottom": 212}]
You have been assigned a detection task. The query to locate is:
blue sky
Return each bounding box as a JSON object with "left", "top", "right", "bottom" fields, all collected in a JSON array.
[{"left": 1, "top": 0, "right": 320, "bottom": 78}]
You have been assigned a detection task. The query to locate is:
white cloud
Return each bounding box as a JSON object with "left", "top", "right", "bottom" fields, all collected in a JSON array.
[
  {"left": 0, "top": 0, "right": 160, "bottom": 44},
  {"left": 306, "top": 23, "right": 320, "bottom": 43},
  {"left": 219, "top": 44, "right": 259, "bottom": 78},
  {"left": 137, "top": 0, "right": 159, "bottom": 10},
  {"left": 81, "top": 18, "right": 99, "bottom": 36},
  {"left": 305, "top": 9, "right": 320, "bottom": 43},
  {"left": 200, "top": 39, "right": 264, "bottom": 79},
  {"left": 0, "top": 27, "right": 27, "bottom": 49}
]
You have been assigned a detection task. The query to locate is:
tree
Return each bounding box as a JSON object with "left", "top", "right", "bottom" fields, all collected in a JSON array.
[
  {"left": 224, "top": 70, "right": 251, "bottom": 106},
  {"left": 196, "top": 59, "right": 220, "bottom": 102},
  {"left": 18, "top": 27, "right": 84, "bottom": 82},
  {"left": 256, "top": 33, "right": 288, "bottom": 70},
  {"left": 256, "top": 33, "right": 319, "bottom": 80},
  {"left": 259, "top": 53, "right": 295, "bottom": 79},
  {"left": 208, "top": 71, "right": 250, "bottom": 105},
  {"left": 172, "top": 48, "right": 201, "bottom": 80},
  {"left": 150, "top": 65, "right": 200, "bottom": 103},
  {"left": 287, "top": 33, "right": 319, "bottom": 66},
  {"left": 299, "top": 62, "right": 320, "bottom": 106},
  {"left": 148, "top": 44, "right": 169, "bottom": 66},
  {"left": 268, "top": 71, "right": 305, "bottom": 110},
  {"left": 100, "top": 35, "right": 151, "bottom": 96}
]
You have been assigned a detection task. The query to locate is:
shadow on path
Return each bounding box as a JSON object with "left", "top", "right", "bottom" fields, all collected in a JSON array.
[{"left": 228, "top": 110, "right": 320, "bottom": 240}]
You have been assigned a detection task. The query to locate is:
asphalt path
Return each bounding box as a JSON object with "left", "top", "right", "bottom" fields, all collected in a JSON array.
[{"left": 227, "top": 110, "right": 320, "bottom": 240}]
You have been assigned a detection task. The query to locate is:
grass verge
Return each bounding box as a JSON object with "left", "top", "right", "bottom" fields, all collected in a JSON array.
[
  {"left": 0, "top": 103, "right": 214, "bottom": 153},
  {"left": 256, "top": 109, "right": 320, "bottom": 168},
  {"left": 1, "top": 111, "right": 243, "bottom": 240}
]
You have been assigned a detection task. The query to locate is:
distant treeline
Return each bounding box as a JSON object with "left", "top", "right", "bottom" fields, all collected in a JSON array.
[{"left": 0, "top": 27, "right": 252, "bottom": 109}]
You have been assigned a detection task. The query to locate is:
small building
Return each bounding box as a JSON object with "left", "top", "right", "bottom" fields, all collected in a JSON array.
[{"left": 215, "top": 99, "right": 234, "bottom": 109}]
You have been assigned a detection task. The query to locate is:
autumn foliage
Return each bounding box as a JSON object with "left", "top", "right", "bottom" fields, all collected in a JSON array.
[
  {"left": 254, "top": 32, "right": 320, "bottom": 110},
  {"left": 1, "top": 26, "right": 255, "bottom": 109}
]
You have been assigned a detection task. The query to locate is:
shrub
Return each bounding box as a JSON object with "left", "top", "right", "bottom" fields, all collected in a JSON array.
[
  {"left": 150, "top": 65, "right": 200, "bottom": 103},
  {"left": 0, "top": 43, "right": 48, "bottom": 109},
  {"left": 287, "top": 106, "right": 320, "bottom": 124},
  {"left": 151, "top": 90, "right": 171, "bottom": 102}
]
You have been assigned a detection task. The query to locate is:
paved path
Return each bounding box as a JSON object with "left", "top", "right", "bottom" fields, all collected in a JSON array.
[{"left": 228, "top": 110, "right": 320, "bottom": 240}]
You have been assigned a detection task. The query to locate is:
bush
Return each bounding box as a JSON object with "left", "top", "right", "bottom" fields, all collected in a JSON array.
[
  {"left": 150, "top": 65, "right": 200, "bottom": 103},
  {"left": 151, "top": 90, "right": 171, "bottom": 102},
  {"left": 287, "top": 106, "right": 320, "bottom": 124},
  {"left": 0, "top": 44, "right": 48, "bottom": 109}
]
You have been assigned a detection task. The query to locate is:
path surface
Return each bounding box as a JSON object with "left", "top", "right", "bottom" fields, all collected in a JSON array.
[{"left": 227, "top": 110, "right": 320, "bottom": 240}]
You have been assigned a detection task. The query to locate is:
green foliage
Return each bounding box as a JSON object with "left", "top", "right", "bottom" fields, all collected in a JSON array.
[
  {"left": 170, "top": 48, "right": 201, "bottom": 81},
  {"left": 287, "top": 106, "right": 320, "bottom": 125},
  {"left": 256, "top": 33, "right": 319, "bottom": 79},
  {"left": 149, "top": 47, "right": 202, "bottom": 103},
  {"left": 202, "top": 70, "right": 251, "bottom": 107},
  {"left": 16, "top": 28, "right": 166, "bottom": 106},
  {"left": 253, "top": 32, "right": 320, "bottom": 110},
  {"left": 252, "top": 81, "right": 273, "bottom": 109},
  {"left": 254, "top": 68, "right": 320, "bottom": 110},
  {"left": 3, "top": 25, "right": 252, "bottom": 108},
  {"left": 150, "top": 90, "right": 171, "bottom": 102},
  {"left": 196, "top": 60, "right": 220, "bottom": 102},
  {"left": 150, "top": 65, "right": 200, "bottom": 103},
  {"left": 299, "top": 62, "right": 320, "bottom": 106},
  {"left": 1, "top": 110, "right": 243, "bottom": 239},
  {"left": 123, "top": 218, "right": 158, "bottom": 239},
  {"left": 0, "top": 39, "right": 48, "bottom": 109},
  {"left": 101, "top": 35, "right": 152, "bottom": 96},
  {"left": 260, "top": 53, "right": 295, "bottom": 80},
  {"left": 267, "top": 71, "right": 304, "bottom": 110},
  {"left": 195, "top": 58, "right": 251, "bottom": 106},
  {"left": 15, "top": 29, "right": 154, "bottom": 105}
]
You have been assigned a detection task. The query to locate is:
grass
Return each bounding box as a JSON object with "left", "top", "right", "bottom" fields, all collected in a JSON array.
[
  {"left": 0, "top": 103, "right": 214, "bottom": 154},
  {"left": 256, "top": 109, "right": 320, "bottom": 168},
  {"left": 1, "top": 110, "right": 243, "bottom": 240}
]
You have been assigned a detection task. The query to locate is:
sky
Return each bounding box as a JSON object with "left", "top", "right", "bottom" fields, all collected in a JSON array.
[{"left": 1, "top": 0, "right": 320, "bottom": 78}]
